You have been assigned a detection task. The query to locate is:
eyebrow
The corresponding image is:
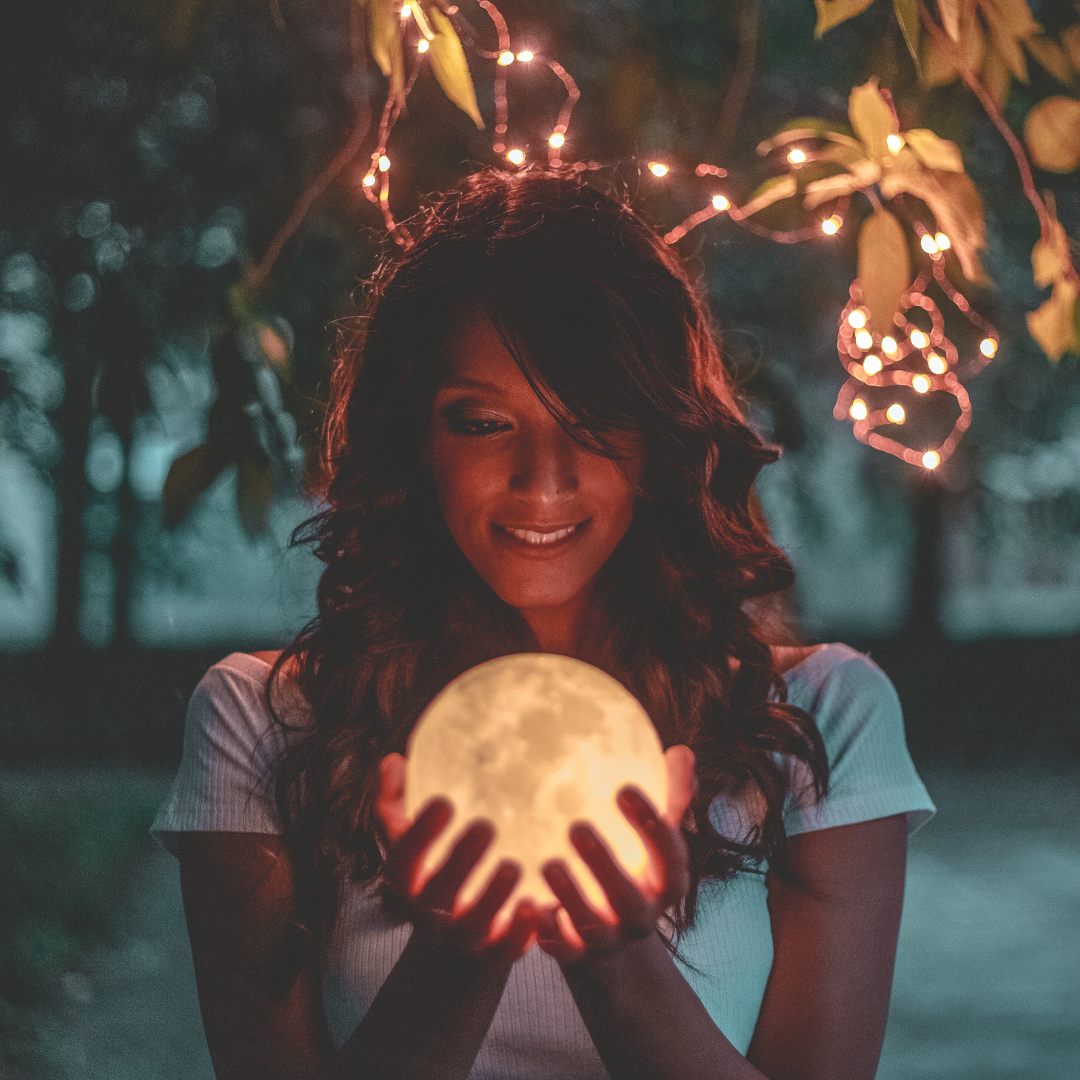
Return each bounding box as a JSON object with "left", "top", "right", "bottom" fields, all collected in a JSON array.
[{"left": 437, "top": 376, "right": 508, "bottom": 394}]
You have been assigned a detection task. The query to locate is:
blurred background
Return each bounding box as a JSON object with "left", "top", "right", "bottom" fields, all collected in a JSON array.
[{"left": 1, "top": 0, "right": 1078, "bottom": 1076}]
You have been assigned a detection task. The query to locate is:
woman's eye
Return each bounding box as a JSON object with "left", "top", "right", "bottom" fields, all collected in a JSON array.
[{"left": 447, "top": 417, "right": 510, "bottom": 437}]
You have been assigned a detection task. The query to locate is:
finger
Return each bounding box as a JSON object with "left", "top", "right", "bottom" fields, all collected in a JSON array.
[
  {"left": 569, "top": 821, "right": 653, "bottom": 925},
  {"left": 457, "top": 859, "right": 520, "bottom": 935},
  {"left": 375, "top": 754, "right": 410, "bottom": 843},
  {"left": 384, "top": 797, "right": 452, "bottom": 891},
  {"left": 618, "top": 787, "right": 689, "bottom": 904},
  {"left": 418, "top": 819, "right": 494, "bottom": 909},
  {"left": 541, "top": 858, "right": 614, "bottom": 940},
  {"left": 663, "top": 745, "right": 696, "bottom": 827},
  {"left": 498, "top": 898, "right": 540, "bottom": 960}
]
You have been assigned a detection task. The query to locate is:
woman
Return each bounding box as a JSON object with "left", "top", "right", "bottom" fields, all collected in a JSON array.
[{"left": 153, "top": 169, "right": 934, "bottom": 1080}]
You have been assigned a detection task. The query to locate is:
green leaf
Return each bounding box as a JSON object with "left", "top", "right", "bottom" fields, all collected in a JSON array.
[
  {"left": 814, "top": 0, "right": 877, "bottom": 38},
  {"left": 428, "top": 7, "right": 484, "bottom": 129},
  {"left": 858, "top": 209, "right": 911, "bottom": 334},
  {"left": 893, "top": 0, "right": 921, "bottom": 72}
]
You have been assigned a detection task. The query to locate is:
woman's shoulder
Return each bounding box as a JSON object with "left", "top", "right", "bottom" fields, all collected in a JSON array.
[
  {"left": 191, "top": 651, "right": 310, "bottom": 736},
  {"left": 780, "top": 642, "right": 898, "bottom": 712}
]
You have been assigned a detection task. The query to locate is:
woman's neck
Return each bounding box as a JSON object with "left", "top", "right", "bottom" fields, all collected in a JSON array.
[{"left": 517, "top": 591, "right": 594, "bottom": 657}]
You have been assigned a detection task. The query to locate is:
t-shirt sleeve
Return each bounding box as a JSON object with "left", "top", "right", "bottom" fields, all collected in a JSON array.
[
  {"left": 150, "top": 654, "right": 295, "bottom": 856},
  {"left": 782, "top": 645, "right": 935, "bottom": 837}
]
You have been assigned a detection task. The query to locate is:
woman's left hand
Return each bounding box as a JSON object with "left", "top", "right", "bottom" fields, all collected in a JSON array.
[{"left": 537, "top": 744, "right": 696, "bottom": 964}]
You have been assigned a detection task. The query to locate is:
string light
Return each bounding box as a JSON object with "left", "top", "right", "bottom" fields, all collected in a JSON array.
[
  {"left": 378, "top": 155, "right": 391, "bottom": 172},
  {"left": 921, "top": 234, "right": 940, "bottom": 254},
  {"left": 863, "top": 355, "right": 882, "bottom": 374},
  {"left": 886, "top": 134, "right": 904, "bottom": 153},
  {"left": 516, "top": 50, "right": 534, "bottom": 61},
  {"left": 935, "top": 232, "right": 951, "bottom": 250},
  {"left": 400, "top": 4, "right": 410, "bottom": 15},
  {"left": 549, "top": 132, "right": 565, "bottom": 148},
  {"left": 417, "top": 38, "right": 430, "bottom": 52},
  {"left": 362, "top": 173, "right": 376, "bottom": 188},
  {"left": 881, "top": 336, "right": 898, "bottom": 355},
  {"left": 498, "top": 50, "right": 515, "bottom": 65},
  {"left": 922, "top": 450, "right": 940, "bottom": 469},
  {"left": 711, "top": 194, "right": 730, "bottom": 211},
  {"left": 854, "top": 329, "right": 873, "bottom": 350},
  {"left": 649, "top": 162, "right": 669, "bottom": 177},
  {"left": 821, "top": 216, "right": 841, "bottom": 235},
  {"left": 886, "top": 403, "right": 906, "bottom": 424},
  {"left": 787, "top": 148, "right": 807, "bottom": 164},
  {"left": 506, "top": 148, "right": 526, "bottom": 165},
  {"left": 847, "top": 309, "right": 867, "bottom": 329},
  {"left": 850, "top": 398, "right": 868, "bottom": 420},
  {"left": 910, "top": 329, "right": 928, "bottom": 349},
  {"left": 912, "top": 374, "right": 930, "bottom": 393},
  {"left": 927, "top": 353, "right": 947, "bottom": 373},
  {"left": 980, "top": 337, "right": 997, "bottom": 357}
]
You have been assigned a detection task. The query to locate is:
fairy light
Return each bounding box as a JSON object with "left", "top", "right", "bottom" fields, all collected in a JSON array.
[
  {"left": 912, "top": 374, "right": 930, "bottom": 393},
  {"left": 863, "top": 355, "right": 882, "bottom": 374},
  {"left": 847, "top": 309, "right": 867, "bottom": 329},
  {"left": 886, "top": 403, "right": 906, "bottom": 424},
  {"left": 362, "top": 173, "right": 376, "bottom": 188},
  {"left": 549, "top": 132, "right": 565, "bottom": 148},
  {"left": 921, "top": 234, "right": 939, "bottom": 254},
  {"left": 910, "top": 329, "right": 929, "bottom": 349},
  {"left": 927, "top": 353, "right": 947, "bottom": 374},
  {"left": 712, "top": 194, "right": 730, "bottom": 211},
  {"left": 980, "top": 337, "right": 997, "bottom": 357},
  {"left": 821, "top": 216, "right": 841, "bottom": 235},
  {"left": 498, "top": 50, "right": 515, "bottom": 65},
  {"left": 854, "top": 330, "right": 872, "bottom": 350},
  {"left": 881, "top": 336, "right": 898, "bottom": 356},
  {"left": 922, "top": 450, "right": 940, "bottom": 469},
  {"left": 850, "top": 398, "right": 868, "bottom": 420},
  {"left": 417, "top": 38, "right": 430, "bottom": 52},
  {"left": 516, "top": 50, "right": 534, "bottom": 61},
  {"left": 787, "top": 148, "right": 807, "bottom": 164},
  {"left": 401, "top": 4, "right": 411, "bottom": 15},
  {"left": 649, "top": 162, "right": 669, "bottom": 177},
  {"left": 935, "top": 233, "right": 951, "bottom": 250},
  {"left": 506, "top": 148, "right": 525, "bottom": 165},
  {"left": 886, "top": 134, "right": 904, "bottom": 153},
  {"left": 378, "top": 155, "right": 391, "bottom": 172}
]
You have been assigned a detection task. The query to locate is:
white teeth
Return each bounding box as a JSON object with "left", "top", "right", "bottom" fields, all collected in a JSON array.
[{"left": 505, "top": 524, "right": 578, "bottom": 545}]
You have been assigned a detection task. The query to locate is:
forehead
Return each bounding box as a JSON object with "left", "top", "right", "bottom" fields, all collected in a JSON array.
[{"left": 440, "top": 304, "right": 535, "bottom": 392}]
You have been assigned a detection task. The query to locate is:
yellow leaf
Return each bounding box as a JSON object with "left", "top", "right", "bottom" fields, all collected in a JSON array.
[
  {"left": 981, "top": 0, "right": 1033, "bottom": 81},
  {"left": 981, "top": 42, "right": 1013, "bottom": 106},
  {"left": 428, "top": 7, "right": 484, "bottom": 129},
  {"left": 1031, "top": 218, "right": 1070, "bottom": 287},
  {"left": 1025, "top": 35, "right": 1078, "bottom": 88},
  {"left": 1061, "top": 25, "right": 1080, "bottom": 72},
  {"left": 893, "top": 0, "right": 920, "bottom": 70},
  {"left": 367, "top": 0, "right": 400, "bottom": 79},
  {"left": 939, "top": 0, "right": 963, "bottom": 41},
  {"left": 922, "top": 5, "right": 987, "bottom": 85},
  {"left": 407, "top": 0, "right": 434, "bottom": 40},
  {"left": 849, "top": 78, "right": 898, "bottom": 160},
  {"left": 737, "top": 175, "right": 799, "bottom": 217},
  {"left": 858, "top": 209, "right": 911, "bottom": 334},
  {"left": 1024, "top": 96, "right": 1080, "bottom": 173},
  {"left": 814, "top": 0, "right": 877, "bottom": 37},
  {"left": 1027, "top": 277, "right": 1080, "bottom": 360},
  {"left": 904, "top": 128, "right": 965, "bottom": 171}
]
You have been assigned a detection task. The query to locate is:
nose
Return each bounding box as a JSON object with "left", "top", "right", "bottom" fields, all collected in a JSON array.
[{"left": 508, "top": 421, "right": 579, "bottom": 502}]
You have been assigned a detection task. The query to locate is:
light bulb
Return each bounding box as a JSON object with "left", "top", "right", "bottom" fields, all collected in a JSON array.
[
  {"left": 649, "top": 162, "right": 669, "bottom": 177},
  {"left": 847, "top": 310, "right": 867, "bottom": 329},
  {"left": 711, "top": 194, "right": 730, "bottom": 211},
  {"left": 498, "top": 51, "right": 515, "bottom": 65},
  {"left": 378, "top": 155, "right": 391, "bottom": 172},
  {"left": 882, "top": 336, "right": 898, "bottom": 355},
  {"left": 980, "top": 337, "right": 997, "bottom": 357},
  {"left": 849, "top": 398, "right": 868, "bottom": 420},
  {"left": 863, "top": 355, "right": 882, "bottom": 375},
  {"left": 922, "top": 450, "right": 941, "bottom": 469},
  {"left": 935, "top": 232, "right": 951, "bottom": 250},
  {"left": 821, "top": 216, "right": 840, "bottom": 235},
  {"left": 921, "top": 234, "right": 939, "bottom": 254},
  {"left": 362, "top": 173, "right": 376, "bottom": 188},
  {"left": 787, "top": 148, "right": 807, "bottom": 164},
  {"left": 910, "top": 329, "right": 929, "bottom": 349},
  {"left": 400, "top": 4, "right": 410, "bottom": 15},
  {"left": 516, "top": 50, "right": 534, "bottom": 62},
  {"left": 417, "top": 38, "right": 429, "bottom": 52},
  {"left": 912, "top": 374, "right": 930, "bottom": 393},
  {"left": 927, "top": 353, "right": 947, "bottom": 374},
  {"left": 548, "top": 132, "right": 565, "bottom": 149},
  {"left": 886, "top": 134, "right": 904, "bottom": 153},
  {"left": 855, "top": 330, "right": 873, "bottom": 351},
  {"left": 886, "top": 403, "right": 906, "bottom": 424},
  {"left": 506, "top": 149, "right": 526, "bottom": 165}
]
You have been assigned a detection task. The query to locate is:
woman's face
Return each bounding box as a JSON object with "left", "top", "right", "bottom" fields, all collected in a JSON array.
[{"left": 428, "top": 306, "right": 642, "bottom": 620}]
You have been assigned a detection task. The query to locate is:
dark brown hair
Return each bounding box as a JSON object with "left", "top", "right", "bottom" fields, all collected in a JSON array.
[{"left": 270, "top": 168, "right": 828, "bottom": 943}]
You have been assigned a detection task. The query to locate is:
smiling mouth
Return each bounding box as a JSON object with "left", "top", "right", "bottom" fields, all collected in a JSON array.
[{"left": 496, "top": 522, "right": 585, "bottom": 546}]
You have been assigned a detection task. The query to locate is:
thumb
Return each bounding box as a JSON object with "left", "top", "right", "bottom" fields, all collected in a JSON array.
[
  {"left": 662, "top": 745, "right": 696, "bottom": 828},
  {"left": 376, "top": 753, "right": 410, "bottom": 844}
]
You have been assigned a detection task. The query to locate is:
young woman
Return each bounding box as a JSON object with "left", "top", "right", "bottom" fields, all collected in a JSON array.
[{"left": 153, "top": 169, "right": 935, "bottom": 1080}]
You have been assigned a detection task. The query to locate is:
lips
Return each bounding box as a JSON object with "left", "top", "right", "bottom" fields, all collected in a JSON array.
[{"left": 492, "top": 519, "right": 588, "bottom": 556}]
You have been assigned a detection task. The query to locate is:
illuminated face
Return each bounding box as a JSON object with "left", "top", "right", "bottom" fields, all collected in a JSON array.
[{"left": 428, "top": 306, "right": 642, "bottom": 621}]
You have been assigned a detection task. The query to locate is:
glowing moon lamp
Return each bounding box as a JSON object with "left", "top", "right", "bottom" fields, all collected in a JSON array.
[{"left": 405, "top": 653, "right": 668, "bottom": 922}]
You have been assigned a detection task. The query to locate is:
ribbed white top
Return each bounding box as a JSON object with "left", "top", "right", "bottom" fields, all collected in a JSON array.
[{"left": 153, "top": 643, "right": 934, "bottom": 1077}]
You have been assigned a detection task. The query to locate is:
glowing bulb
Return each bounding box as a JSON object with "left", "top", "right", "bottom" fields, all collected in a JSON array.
[
  {"left": 910, "top": 329, "right": 929, "bottom": 349},
  {"left": 886, "top": 134, "right": 904, "bottom": 153},
  {"left": 516, "top": 50, "right": 534, "bottom": 62},
  {"left": 849, "top": 398, "right": 868, "bottom": 420},
  {"left": 980, "top": 337, "right": 997, "bottom": 358},
  {"left": 863, "top": 355, "right": 882, "bottom": 375},
  {"left": 912, "top": 374, "right": 930, "bottom": 393},
  {"left": 922, "top": 450, "right": 940, "bottom": 469},
  {"left": 886, "top": 403, "right": 906, "bottom": 424},
  {"left": 378, "top": 155, "right": 391, "bottom": 172},
  {"left": 405, "top": 654, "right": 668, "bottom": 925},
  {"left": 935, "top": 232, "right": 951, "bottom": 250},
  {"left": 711, "top": 194, "right": 730, "bottom": 211},
  {"left": 927, "top": 353, "right": 947, "bottom": 374},
  {"left": 506, "top": 148, "right": 526, "bottom": 166},
  {"left": 855, "top": 330, "right": 874, "bottom": 350},
  {"left": 498, "top": 50, "right": 515, "bottom": 65},
  {"left": 417, "top": 38, "right": 430, "bottom": 52},
  {"left": 400, "top": 4, "right": 410, "bottom": 15},
  {"left": 821, "top": 216, "right": 840, "bottom": 235},
  {"left": 921, "top": 234, "right": 939, "bottom": 254},
  {"left": 548, "top": 132, "right": 565, "bottom": 149},
  {"left": 362, "top": 173, "right": 376, "bottom": 188},
  {"left": 787, "top": 148, "right": 807, "bottom": 164},
  {"left": 847, "top": 310, "right": 867, "bottom": 329},
  {"left": 649, "top": 162, "right": 669, "bottom": 177},
  {"left": 882, "top": 336, "right": 898, "bottom": 355}
]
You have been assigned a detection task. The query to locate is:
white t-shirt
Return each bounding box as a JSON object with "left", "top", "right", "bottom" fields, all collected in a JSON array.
[{"left": 152, "top": 643, "right": 935, "bottom": 1079}]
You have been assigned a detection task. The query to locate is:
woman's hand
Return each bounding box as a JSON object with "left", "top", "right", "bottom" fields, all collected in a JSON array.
[
  {"left": 537, "top": 744, "right": 696, "bottom": 964},
  {"left": 375, "top": 753, "right": 539, "bottom": 963}
]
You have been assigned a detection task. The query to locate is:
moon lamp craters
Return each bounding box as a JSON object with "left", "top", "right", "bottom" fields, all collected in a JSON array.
[{"left": 404, "top": 653, "right": 668, "bottom": 919}]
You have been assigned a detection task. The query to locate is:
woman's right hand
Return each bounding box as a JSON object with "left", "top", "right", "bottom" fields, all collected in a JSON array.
[{"left": 375, "top": 753, "right": 539, "bottom": 964}]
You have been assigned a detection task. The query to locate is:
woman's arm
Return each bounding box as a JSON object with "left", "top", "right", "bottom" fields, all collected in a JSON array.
[{"left": 547, "top": 809, "right": 908, "bottom": 1079}]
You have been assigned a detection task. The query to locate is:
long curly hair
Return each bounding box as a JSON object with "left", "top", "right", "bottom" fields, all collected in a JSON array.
[{"left": 270, "top": 168, "right": 828, "bottom": 943}]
